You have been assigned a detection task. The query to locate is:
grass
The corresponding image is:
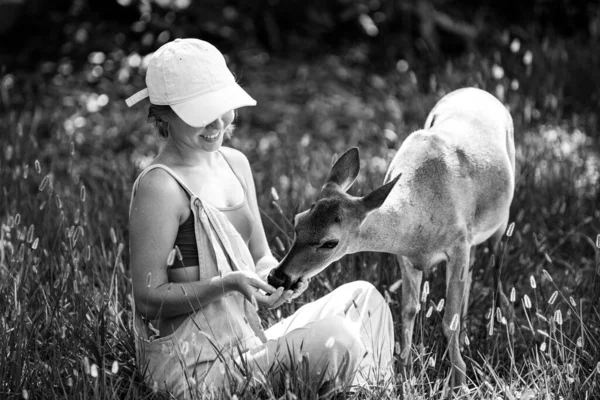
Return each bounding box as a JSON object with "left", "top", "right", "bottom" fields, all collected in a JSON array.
[{"left": 1, "top": 37, "right": 599, "bottom": 399}]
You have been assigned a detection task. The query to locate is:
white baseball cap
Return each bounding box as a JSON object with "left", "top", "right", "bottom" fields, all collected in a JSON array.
[{"left": 125, "top": 38, "right": 256, "bottom": 127}]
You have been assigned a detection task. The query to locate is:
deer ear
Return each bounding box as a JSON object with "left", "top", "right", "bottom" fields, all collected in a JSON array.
[
  {"left": 324, "top": 148, "right": 360, "bottom": 192},
  {"left": 361, "top": 173, "right": 401, "bottom": 212}
]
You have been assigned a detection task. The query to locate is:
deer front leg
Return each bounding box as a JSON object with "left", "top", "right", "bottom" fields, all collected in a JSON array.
[
  {"left": 398, "top": 256, "right": 422, "bottom": 376},
  {"left": 443, "top": 243, "right": 470, "bottom": 388}
]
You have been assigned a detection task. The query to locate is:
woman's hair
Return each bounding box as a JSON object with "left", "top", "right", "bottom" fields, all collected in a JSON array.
[{"left": 147, "top": 104, "right": 236, "bottom": 139}]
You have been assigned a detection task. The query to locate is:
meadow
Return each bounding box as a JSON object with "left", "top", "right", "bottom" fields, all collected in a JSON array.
[{"left": 1, "top": 34, "right": 599, "bottom": 399}]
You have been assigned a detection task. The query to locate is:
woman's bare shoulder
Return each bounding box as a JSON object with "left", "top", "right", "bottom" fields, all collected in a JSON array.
[
  {"left": 132, "top": 166, "right": 188, "bottom": 210},
  {"left": 220, "top": 146, "right": 251, "bottom": 174}
]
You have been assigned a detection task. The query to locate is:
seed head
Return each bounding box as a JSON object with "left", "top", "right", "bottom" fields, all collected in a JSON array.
[
  {"left": 111, "top": 361, "right": 119, "bottom": 374},
  {"left": 425, "top": 306, "right": 433, "bottom": 318},
  {"left": 506, "top": 222, "right": 515, "bottom": 237},
  {"left": 436, "top": 298, "right": 445, "bottom": 312},
  {"left": 90, "top": 364, "right": 98, "bottom": 378},
  {"left": 529, "top": 275, "right": 537, "bottom": 289},
  {"left": 542, "top": 269, "right": 554, "bottom": 282},
  {"left": 540, "top": 342, "right": 547, "bottom": 352},
  {"left": 554, "top": 309, "right": 563, "bottom": 325},
  {"left": 166, "top": 248, "right": 176, "bottom": 266},
  {"left": 510, "top": 287, "right": 516, "bottom": 302},
  {"left": 548, "top": 291, "right": 558, "bottom": 305},
  {"left": 523, "top": 294, "right": 532, "bottom": 308},
  {"left": 569, "top": 296, "right": 577, "bottom": 308},
  {"left": 271, "top": 187, "right": 280, "bottom": 202},
  {"left": 450, "top": 314, "right": 459, "bottom": 331}
]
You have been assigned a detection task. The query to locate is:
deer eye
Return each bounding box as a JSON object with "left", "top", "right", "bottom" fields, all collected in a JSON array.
[{"left": 319, "top": 240, "right": 339, "bottom": 250}]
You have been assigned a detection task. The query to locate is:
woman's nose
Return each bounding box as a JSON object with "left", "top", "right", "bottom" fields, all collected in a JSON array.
[{"left": 208, "top": 117, "right": 224, "bottom": 130}]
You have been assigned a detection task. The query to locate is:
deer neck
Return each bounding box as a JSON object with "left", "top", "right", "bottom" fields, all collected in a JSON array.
[{"left": 349, "top": 199, "right": 411, "bottom": 255}]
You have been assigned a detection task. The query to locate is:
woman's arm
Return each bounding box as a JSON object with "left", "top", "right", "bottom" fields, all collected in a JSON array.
[
  {"left": 129, "top": 168, "right": 278, "bottom": 319},
  {"left": 221, "top": 148, "right": 279, "bottom": 281}
]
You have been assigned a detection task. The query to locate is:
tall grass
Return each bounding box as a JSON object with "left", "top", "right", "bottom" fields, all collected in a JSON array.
[{"left": 1, "top": 45, "right": 599, "bottom": 398}]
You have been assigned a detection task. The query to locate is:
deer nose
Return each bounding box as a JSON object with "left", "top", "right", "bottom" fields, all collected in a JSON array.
[{"left": 268, "top": 269, "right": 291, "bottom": 290}]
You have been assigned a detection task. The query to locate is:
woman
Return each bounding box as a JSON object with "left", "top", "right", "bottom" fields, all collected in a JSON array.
[{"left": 126, "top": 38, "right": 394, "bottom": 398}]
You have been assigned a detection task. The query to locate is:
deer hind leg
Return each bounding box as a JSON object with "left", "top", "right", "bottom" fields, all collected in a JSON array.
[
  {"left": 443, "top": 241, "right": 470, "bottom": 388},
  {"left": 398, "top": 255, "right": 423, "bottom": 377},
  {"left": 459, "top": 246, "right": 476, "bottom": 346},
  {"left": 489, "top": 220, "right": 515, "bottom": 333}
]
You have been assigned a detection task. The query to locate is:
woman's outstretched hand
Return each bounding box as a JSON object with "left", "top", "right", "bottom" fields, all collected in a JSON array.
[
  {"left": 223, "top": 270, "right": 294, "bottom": 309},
  {"left": 290, "top": 276, "right": 311, "bottom": 300}
]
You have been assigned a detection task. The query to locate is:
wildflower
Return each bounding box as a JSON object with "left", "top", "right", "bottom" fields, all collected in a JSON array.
[
  {"left": 576, "top": 337, "right": 583, "bottom": 348},
  {"left": 423, "top": 281, "right": 430, "bottom": 298},
  {"left": 554, "top": 309, "right": 563, "bottom": 325},
  {"left": 510, "top": 287, "right": 516, "bottom": 302},
  {"left": 80, "top": 185, "right": 86, "bottom": 202},
  {"left": 569, "top": 296, "right": 577, "bottom": 308},
  {"left": 83, "top": 356, "right": 90, "bottom": 374},
  {"left": 34, "top": 159, "right": 41, "bottom": 174},
  {"left": 464, "top": 335, "right": 470, "bottom": 346},
  {"left": 540, "top": 342, "right": 547, "bottom": 351},
  {"left": 394, "top": 341, "right": 401, "bottom": 355},
  {"left": 429, "top": 356, "right": 436, "bottom": 368},
  {"left": 506, "top": 222, "right": 515, "bottom": 237},
  {"left": 38, "top": 175, "right": 49, "bottom": 191},
  {"left": 548, "top": 291, "right": 558, "bottom": 305},
  {"left": 530, "top": 275, "right": 537, "bottom": 289},
  {"left": 55, "top": 194, "right": 62, "bottom": 209},
  {"left": 84, "top": 245, "right": 91, "bottom": 261},
  {"left": 543, "top": 269, "right": 553, "bottom": 282},
  {"left": 26, "top": 225, "right": 34, "bottom": 243},
  {"left": 271, "top": 187, "right": 279, "bottom": 201},
  {"left": 537, "top": 329, "right": 549, "bottom": 338},
  {"left": 536, "top": 312, "right": 548, "bottom": 322},
  {"left": 22, "top": 389, "right": 29, "bottom": 399},
  {"left": 110, "top": 227, "right": 117, "bottom": 244},
  {"left": 166, "top": 248, "right": 176, "bottom": 266},
  {"left": 436, "top": 298, "right": 445, "bottom": 312},
  {"left": 426, "top": 306, "right": 433, "bottom": 318},
  {"left": 523, "top": 294, "right": 532, "bottom": 308},
  {"left": 111, "top": 360, "right": 119, "bottom": 374},
  {"left": 450, "top": 314, "right": 459, "bottom": 331},
  {"left": 67, "top": 377, "right": 73, "bottom": 387},
  {"left": 90, "top": 364, "right": 98, "bottom": 378}
]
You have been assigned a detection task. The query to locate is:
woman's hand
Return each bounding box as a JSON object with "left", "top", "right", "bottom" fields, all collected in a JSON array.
[
  {"left": 223, "top": 271, "right": 293, "bottom": 309},
  {"left": 289, "top": 276, "right": 311, "bottom": 300}
]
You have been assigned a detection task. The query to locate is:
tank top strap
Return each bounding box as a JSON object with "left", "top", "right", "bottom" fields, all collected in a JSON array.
[
  {"left": 218, "top": 150, "right": 248, "bottom": 194},
  {"left": 129, "top": 164, "right": 198, "bottom": 215}
]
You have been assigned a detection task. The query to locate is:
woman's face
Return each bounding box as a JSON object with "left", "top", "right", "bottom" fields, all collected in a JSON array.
[{"left": 168, "top": 109, "right": 235, "bottom": 152}]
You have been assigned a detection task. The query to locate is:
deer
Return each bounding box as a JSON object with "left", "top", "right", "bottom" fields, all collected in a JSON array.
[{"left": 267, "top": 87, "right": 516, "bottom": 388}]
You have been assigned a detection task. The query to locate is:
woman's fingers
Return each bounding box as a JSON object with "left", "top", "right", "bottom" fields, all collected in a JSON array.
[{"left": 252, "top": 278, "right": 277, "bottom": 295}]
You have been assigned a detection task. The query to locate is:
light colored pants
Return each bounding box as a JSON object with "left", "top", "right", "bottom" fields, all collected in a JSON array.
[{"left": 170, "top": 281, "right": 394, "bottom": 398}]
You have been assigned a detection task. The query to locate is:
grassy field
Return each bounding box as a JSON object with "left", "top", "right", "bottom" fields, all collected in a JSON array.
[{"left": 1, "top": 37, "right": 599, "bottom": 399}]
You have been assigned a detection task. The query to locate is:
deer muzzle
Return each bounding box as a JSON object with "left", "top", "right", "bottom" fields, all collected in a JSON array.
[{"left": 267, "top": 268, "right": 292, "bottom": 290}]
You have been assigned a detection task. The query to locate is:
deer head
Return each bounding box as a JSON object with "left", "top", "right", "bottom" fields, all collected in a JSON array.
[{"left": 268, "top": 148, "right": 400, "bottom": 289}]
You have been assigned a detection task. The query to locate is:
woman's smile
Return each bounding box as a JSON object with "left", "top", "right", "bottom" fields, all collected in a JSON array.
[{"left": 199, "top": 129, "right": 222, "bottom": 142}]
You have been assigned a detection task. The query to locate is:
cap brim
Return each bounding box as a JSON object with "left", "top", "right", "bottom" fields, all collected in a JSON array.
[{"left": 171, "top": 83, "right": 256, "bottom": 127}]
